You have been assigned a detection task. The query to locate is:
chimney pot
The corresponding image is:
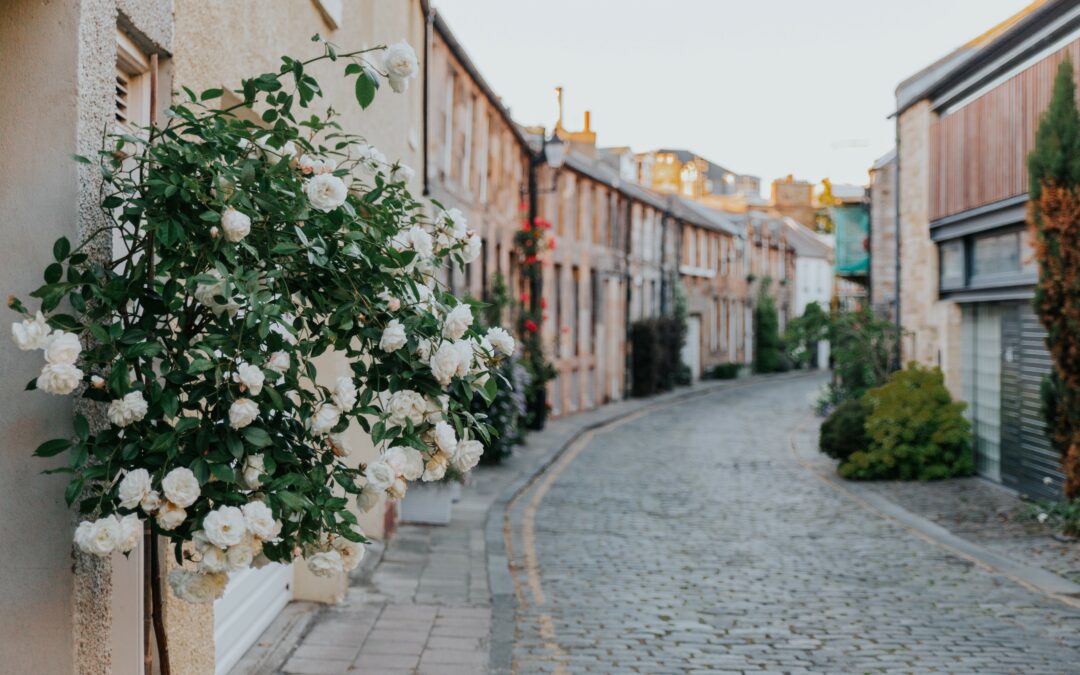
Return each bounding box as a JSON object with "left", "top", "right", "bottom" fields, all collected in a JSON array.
[{"left": 584, "top": 111, "right": 591, "bottom": 132}]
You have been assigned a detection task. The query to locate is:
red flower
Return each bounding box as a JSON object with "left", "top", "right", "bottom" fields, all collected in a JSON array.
[
  {"left": 526, "top": 255, "right": 539, "bottom": 265},
  {"left": 525, "top": 319, "right": 539, "bottom": 333},
  {"left": 548, "top": 237, "right": 557, "bottom": 250},
  {"left": 522, "top": 222, "right": 531, "bottom": 231},
  {"left": 542, "top": 313, "right": 549, "bottom": 321},
  {"left": 540, "top": 298, "right": 548, "bottom": 309},
  {"left": 519, "top": 292, "right": 530, "bottom": 303},
  {"left": 518, "top": 202, "right": 528, "bottom": 212}
]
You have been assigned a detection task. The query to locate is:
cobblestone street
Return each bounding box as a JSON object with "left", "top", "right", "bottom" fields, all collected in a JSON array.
[{"left": 505, "top": 375, "right": 1080, "bottom": 674}]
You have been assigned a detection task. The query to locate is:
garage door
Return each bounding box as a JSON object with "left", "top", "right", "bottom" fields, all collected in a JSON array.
[{"left": 214, "top": 563, "right": 292, "bottom": 674}]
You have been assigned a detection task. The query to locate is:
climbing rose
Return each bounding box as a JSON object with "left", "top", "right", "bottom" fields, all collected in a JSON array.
[
  {"left": 161, "top": 467, "right": 201, "bottom": 508},
  {"left": 305, "top": 174, "right": 348, "bottom": 212},
  {"left": 11, "top": 311, "right": 51, "bottom": 350},
  {"left": 221, "top": 208, "right": 252, "bottom": 242},
  {"left": 229, "top": 398, "right": 259, "bottom": 429},
  {"left": 383, "top": 41, "right": 419, "bottom": 93},
  {"left": 379, "top": 319, "right": 407, "bottom": 352},
  {"left": 107, "top": 391, "right": 149, "bottom": 427}
]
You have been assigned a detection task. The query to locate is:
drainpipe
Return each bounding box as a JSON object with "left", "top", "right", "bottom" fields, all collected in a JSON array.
[
  {"left": 623, "top": 197, "right": 633, "bottom": 399},
  {"left": 421, "top": 5, "right": 434, "bottom": 197}
]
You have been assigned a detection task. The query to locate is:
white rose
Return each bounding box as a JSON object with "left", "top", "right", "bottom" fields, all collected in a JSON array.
[
  {"left": 379, "top": 319, "right": 407, "bottom": 352},
  {"left": 229, "top": 398, "right": 259, "bottom": 429},
  {"left": 117, "top": 468, "right": 153, "bottom": 509},
  {"left": 234, "top": 362, "right": 265, "bottom": 396},
  {"left": 140, "top": 490, "right": 162, "bottom": 514},
  {"left": 364, "top": 460, "right": 397, "bottom": 492},
  {"left": 117, "top": 514, "right": 142, "bottom": 553},
  {"left": 329, "top": 432, "right": 351, "bottom": 458},
  {"left": 385, "top": 446, "right": 424, "bottom": 481},
  {"left": 267, "top": 351, "right": 290, "bottom": 375},
  {"left": 423, "top": 395, "right": 447, "bottom": 424},
  {"left": 416, "top": 338, "right": 432, "bottom": 364},
  {"left": 422, "top": 452, "right": 449, "bottom": 482},
  {"left": 353, "top": 142, "right": 387, "bottom": 167},
  {"left": 155, "top": 502, "right": 187, "bottom": 531},
  {"left": 12, "top": 311, "right": 51, "bottom": 350},
  {"left": 430, "top": 341, "right": 461, "bottom": 386},
  {"left": 452, "top": 439, "right": 484, "bottom": 473},
  {"left": 407, "top": 225, "right": 433, "bottom": 259},
  {"left": 309, "top": 403, "right": 341, "bottom": 436},
  {"left": 439, "top": 208, "right": 468, "bottom": 240},
  {"left": 298, "top": 154, "right": 318, "bottom": 174},
  {"left": 161, "top": 467, "right": 201, "bottom": 508},
  {"left": 37, "top": 362, "right": 83, "bottom": 395},
  {"left": 241, "top": 500, "right": 281, "bottom": 540},
  {"left": 486, "top": 327, "right": 515, "bottom": 356},
  {"left": 193, "top": 270, "right": 241, "bottom": 318},
  {"left": 226, "top": 539, "right": 256, "bottom": 570},
  {"left": 452, "top": 339, "right": 475, "bottom": 378},
  {"left": 75, "top": 517, "right": 121, "bottom": 556},
  {"left": 333, "top": 537, "right": 365, "bottom": 571},
  {"left": 391, "top": 163, "right": 416, "bottom": 185},
  {"left": 357, "top": 486, "right": 380, "bottom": 513},
  {"left": 383, "top": 41, "right": 419, "bottom": 93},
  {"left": 433, "top": 421, "right": 458, "bottom": 455},
  {"left": 203, "top": 506, "right": 247, "bottom": 548},
  {"left": 333, "top": 376, "right": 357, "bottom": 410},
  {"left": 198, "top": 545, "right": 229, "bottom": 573},
  {"left": 442, "top": 304, "right": 473, "bottom": 340},
  {"left": 386, "top": 389, "right": 426, "bottom": 427},
  {"left": 463, "top": 233, "right": 482, "bottom": 264},
  {"left": 44, "top": 331, "right": 81, "bottom": 365},
  {"left": 306, "top": 550, "right": 345, "bottom": 577},
  {"left": 221, "top": 208, "right": 252, "bottom": 243},
  {"left": 241, "top": 453, "right": 266, "bottom": 489},
  {"left": 107, "top": 390, "right": 149, "bottom": 427},
  {"left": 167, "top": 569, "right": 227, "bottom": 604},
  {"left": 305, "top": 173, "right": 348, "bottom": 212}
]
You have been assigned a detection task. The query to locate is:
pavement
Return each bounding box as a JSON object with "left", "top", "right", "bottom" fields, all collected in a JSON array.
[{"left": 234, "top": 371, "right": 1080, "bottom": 674}]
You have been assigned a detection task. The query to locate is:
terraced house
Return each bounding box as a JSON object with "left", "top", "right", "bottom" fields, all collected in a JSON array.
[{"left": 894, "top": 0, "right": 1073, "bottom": 499}]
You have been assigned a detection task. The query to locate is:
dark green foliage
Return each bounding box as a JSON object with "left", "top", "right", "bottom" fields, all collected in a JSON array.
[
  {"left": 819, "top": 398, "right": 870, "bottom": 462},
  {"left": 754, "top": 279, "right": 784, "bottom": 373},
  {"left": 822, "top": 308, "right": 900, "bottom": 407},
  {"left": 839, "top": 365, "right": 974, "bottom": 481},
  {"left": 707, "top": 363, "right": 741, "bottom": 380},
  {"left": 785, "top": 301, "right": 829, "bottom": 369},
  {"left": 1028, "top": 58, "right": 1080, "bottom": 201},
  {"left": 631, "top": 320, "right": 661, "bottom": 397},
  {"left": 472, "top": 273, "right": 528, "bottom": 464}
]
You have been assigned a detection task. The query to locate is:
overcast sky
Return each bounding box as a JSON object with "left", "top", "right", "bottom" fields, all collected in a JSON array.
[{"left": 434, "top": 0, "right": 1033, "bottom": 193}]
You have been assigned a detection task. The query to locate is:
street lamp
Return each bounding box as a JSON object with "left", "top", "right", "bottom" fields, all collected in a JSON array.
[{"left": 523, "top": 130, "right": 566, "bottom": 429}]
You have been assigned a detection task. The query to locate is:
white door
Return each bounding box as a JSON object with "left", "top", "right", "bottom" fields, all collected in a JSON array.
[
  {"left": 214, "top": 563, "right": 293, "bottom": 674},
  {"left": 682, "top": 315, "right": 701, "bottom": 381}
]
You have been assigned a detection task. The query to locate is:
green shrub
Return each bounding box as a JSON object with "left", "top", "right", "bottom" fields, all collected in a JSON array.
[
  {"left": 472, "top": 356, "right": 529, "bottom": 465},
  {"left": 708, "top": 363, "right": 742, "bottom": 380},
  {"left": 828, "top": 308, "right": 900, "bottom": 403},
  {"left": 785, "top": 301, "right": 829, "bottom": 368},
  {"left": 839, "top": 365, "right": 974, "bottom": 481},
  {"left": 631, "top": 320, "right": 660, "bottom": 397},
  {"left": 819, "top": 398, "right": 870, "bottom": 461},
  {"left": 754, "top": 279, "right": 784, "bottom": 373}
]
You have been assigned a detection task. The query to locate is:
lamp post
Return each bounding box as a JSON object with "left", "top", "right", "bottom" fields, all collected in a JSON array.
[{"left": 524, "top": 130, "right": 566, "bottom": 428}]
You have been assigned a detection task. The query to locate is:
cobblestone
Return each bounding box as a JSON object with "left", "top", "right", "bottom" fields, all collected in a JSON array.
[{"left": 507, "top": 375, "right": 1080, "bottom": 673}]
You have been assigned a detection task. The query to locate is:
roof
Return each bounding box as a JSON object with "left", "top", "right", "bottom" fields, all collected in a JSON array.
[
  {"left": 782, "top": 217, "right": 833, "bottom": 259},
  {"left": 830, "top": 183, "right": 867, "bottom": 202},
  {"left": 895, "top": 0, "right": 1060, "bottom": 114},
  {"left": 670, "top": 197, "right": 743, "bottom": 237},
  {"left": 871, "top": 149, "right": 897, "bottom": 172},
  {"left": 431, "top": 8, "right": 532, "bottom": 153},
  {"left": 653, "top": 148, "right": 735, "bottom": 182}
]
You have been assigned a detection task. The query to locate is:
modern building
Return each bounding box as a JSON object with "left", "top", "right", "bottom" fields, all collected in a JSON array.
[{"left": 894, "top": 0, "right": 1066, "bottom": 499}]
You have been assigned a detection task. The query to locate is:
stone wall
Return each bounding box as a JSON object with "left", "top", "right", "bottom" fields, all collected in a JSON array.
[{"left": 869, "top": 155, "right": 898, "bottom": 321}]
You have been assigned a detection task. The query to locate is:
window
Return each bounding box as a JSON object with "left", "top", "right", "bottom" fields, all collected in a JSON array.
[
  {"left": 116, "top": 30, "right": 152, "bottom": 130},
  {"left": 572, "top": 267, "right": 581, "bottom": 356},
  {"left": 478, "top": 112, "right": 490, "bottom": 203},
  {"left": 553, "top": 264, "right": 563, "bottom": 357},
  {"left": 971, "top": 231, "right": 1020, "bottom": 279},
  {"left": 940, "top": 239, "right": 965, "bottom": 289},
  {"left": 461, "top": 95, "right": 474, "bottom": 192}
]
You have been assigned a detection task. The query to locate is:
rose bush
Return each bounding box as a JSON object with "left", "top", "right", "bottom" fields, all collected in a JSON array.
[{"left": 9, "top": 37, "right": 509, "bottom": 604}]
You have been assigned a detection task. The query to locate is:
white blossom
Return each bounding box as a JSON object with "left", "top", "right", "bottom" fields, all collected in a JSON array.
[
  {"left": 226, "top": 538, "right": 256, "bottom": 570},
  {"left": 37, "top": 362, "right": 83, "bottom": 395},
  {"left": 11, "top": 311, "right": 51, "bottom": 350},
  {"left": 357, "top": 486, "right": 380, "bottom": 512},
  {"left": 379, "top": 319, "right": 407, "bottom": 352},
  {"left": 140, "top": 490, "right": 162, "bottom": 514},
  {"left": 430, "top": 341, "right": 469, "bottom": 386},
  {"left": 442, "top": 304, "right": 473, "bottom": 340},
  {"left": 310, "top": 403, "right": 341, "bottom": 436},
  {"left": 117, "top": 468, "right": 153, "bottom": 509},
  {"left": 306, "top": 549, "right": 345, "bottom": 577},
  {"left": 155, "top": 502, "right": 187, "bottom": 531},
  {"left": 221, "top": 208, "right": 252, "bottom": 242},
  {"left": 193, "top": 270, "right": 241, "bottom": 318},
  {"left": 452, "top": 439, "right": 484, "bottom": 473},
  {"left": 364, "top": 460, "right": 397, "bottom": 492},
  {"left": 386, "top": 389, "right": 427, "bottom": 427},
  {"left": 385, "top": 446, "right": 424, "bottom": 481},
  {"left": 234, "top": 362, "right": 265, "bottom": 396},
  {"left": 305, "top": 173, "right": 348, "bottom": 212},
  {"left": 333, "top": 537, "right": 365, "bottom": 571},
  {"left": 74, "top": 517, "right": 121, "bottom": 556},
  {"left": 107, "top": 391, "right": 149, "bottom": 427},
  {"left": 267, "top": 351, "right": 290, "bottom": 375},
  {"left": 229, "top": 398, "right": 259, "bottom": 429},
  {"left": 353, "top": 142, "right": 387, "bottom": 167},
  {"left": 329, "top": 432, "right": 351, "bottom": 458},
  {"left": 241, "top": 500, "right": 281, "bottom": 541},
  {"left": 422, "top": 452, "right": 449, "bottom": 482},
  {"left": 117, "top": 514, "right": 142, "bottom": 553},
  {"left": 333, "top": 376, "right": 358, "bottom": 410},
  {"left": 438, "top": 207, "right": 468, "bottom": 241},
  {"left": 463, "top": 233, "right": 482, "bottom": 263},
  {"left": 391, "top": 163, "right": 416, "bottom": 184},
  {"left": 198, "top": 545, "right": 229, "bottom": 573},
  {"left": 416, "top": 337, "right": 432, "bottom": 364},
  {"left": 241, "top": 453, "right": 266, "bottom": 489},
  {"left": 486, "top": 327, "right": 516, "bottom": 356},
  {"left": 44, "top": 331, "right": 81, "bottom": 365},
  {"left": 433, "top": 421, "right": 457, "bottom": 455},
  {"left": 203, "top": 505, "right": 247, "bottom": 548},
  {"left": 383, "top": 41, "right": 419, "bottom": 93},
  {"left": 167, "top": 569, "right": 228, "bottom": 604},
  {"left": 161, "top": 467, "right": 201, "bottom": 508}
]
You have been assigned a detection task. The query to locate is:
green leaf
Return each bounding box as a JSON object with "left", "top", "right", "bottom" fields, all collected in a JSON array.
[
  {"left": 72, "top": 154, "right": 91, "bottom": 164},
  {"left": 53, "top": 237, "right": 71, "bottom": 261},
  {"left": 277, "top": 491, "right": 308, "bottom": 511},
  {"left": 127, "top": 341, "right": 163, "bottom": 358},
  {"left": 225, "top": 433, "right": 244, "bottom": 459},
  {"left": 191, "top": 458, "right": 210, "bottom": 484},
  {"left": 355, "top": 71, "right": 377, "bottom": 109},
  {"left": 73, "top": 414, "right": 89, "bottom": 441},
  {"left": 64, "top": 478, "right": 84, "bottom": 506},
  {"left": 209, "top": 463, "right": 236, "bottom": 483},
  {"left": 44, "top": 263, "right": 63, "bottom": 284},
  {"left": 34, "top": 438, "right": 71, "bottom": 457},
  {"left": 200, "top": 88, "right": 224, "bottom": 101},
  {"left": 187, "top": 359, "right": 215, "bottom": 374},
  {"left": 242, "top": 426, "right": 273, "bottom": 448}
]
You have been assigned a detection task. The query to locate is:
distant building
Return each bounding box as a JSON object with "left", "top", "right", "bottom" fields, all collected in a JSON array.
[
  {"left": 770, "top": 176, "right": 816, "bottom": 227},
  {"left": 868, "top": 150, "right": 898, "bottom": 322},
  {"left": 634, "top": 148, "right": 760, "bottom": 201}
]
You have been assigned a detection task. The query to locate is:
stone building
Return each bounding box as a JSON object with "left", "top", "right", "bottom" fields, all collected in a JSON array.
[
  {"left": 894, "top": 0, "right": 1068, "bottom": 499},
  {"left": 868, "top": 150, "right": 899, "bottom": 322}
]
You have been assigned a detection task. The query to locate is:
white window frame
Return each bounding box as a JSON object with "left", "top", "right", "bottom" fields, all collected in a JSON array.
[
  {"left": 461, "top": 94, "right": 474, "bottom": 194},
  {"left": 442, "top": 72, "right": 455, "bottom": 178}
]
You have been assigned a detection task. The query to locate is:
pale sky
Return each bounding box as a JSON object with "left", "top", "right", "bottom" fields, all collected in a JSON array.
[{"left": 434, "top": 0, "right": 1034, "bottom": 193}]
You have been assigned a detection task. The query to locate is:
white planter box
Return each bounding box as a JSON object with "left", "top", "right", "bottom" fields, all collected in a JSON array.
[{"left": 399, "top": 483, "right": 455, "bottom": 525}]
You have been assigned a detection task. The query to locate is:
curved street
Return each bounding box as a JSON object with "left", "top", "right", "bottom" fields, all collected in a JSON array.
[{"left": 505, "top": 375, "right": 1080, "bottom": 674}]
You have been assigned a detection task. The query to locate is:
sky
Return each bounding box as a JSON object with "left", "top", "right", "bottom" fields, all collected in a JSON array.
[{"left": 434, "top": 0, "right": 1034, "bottom": 193}]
